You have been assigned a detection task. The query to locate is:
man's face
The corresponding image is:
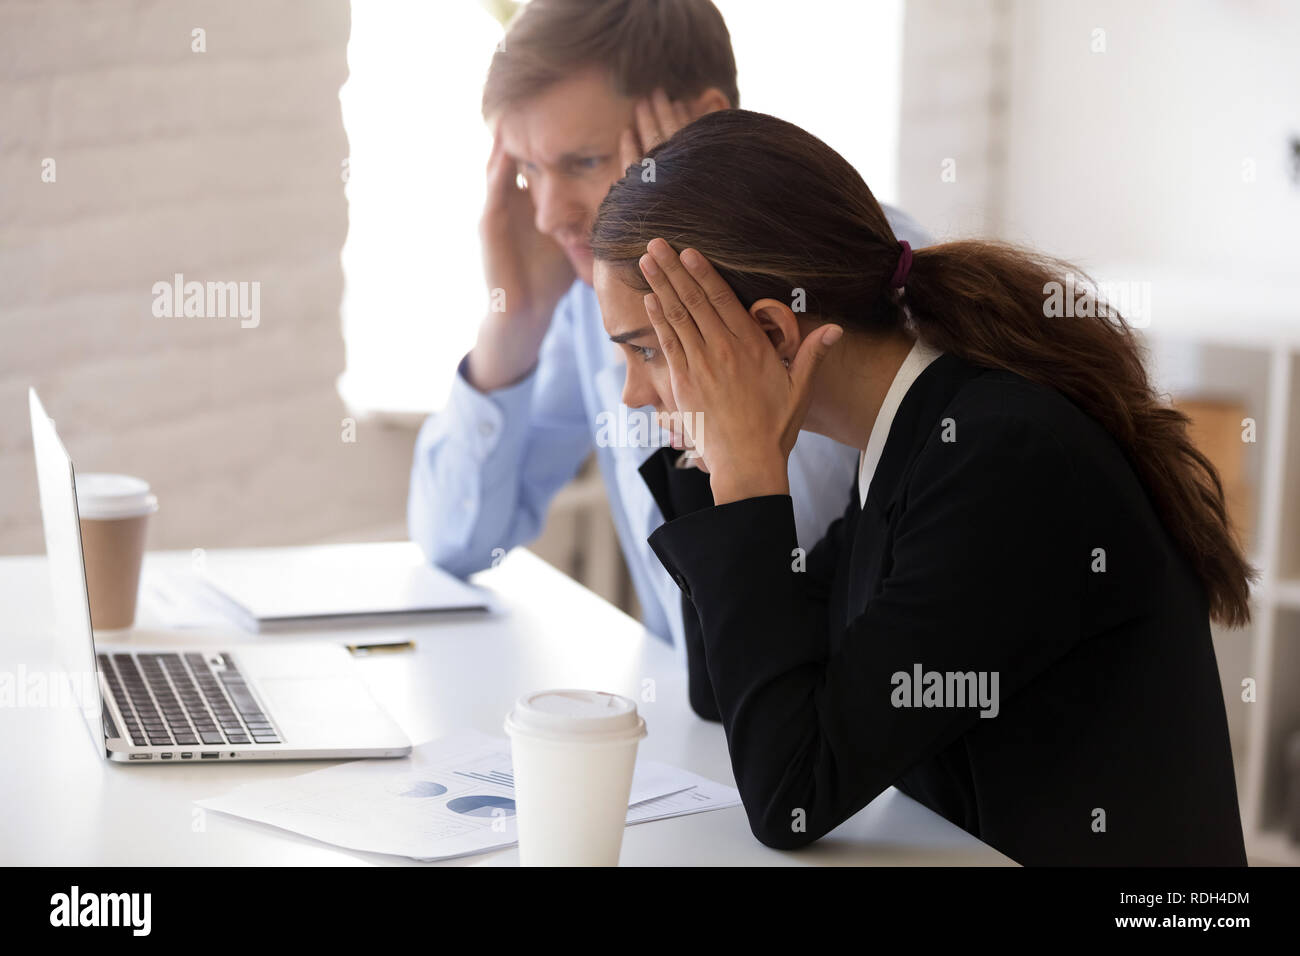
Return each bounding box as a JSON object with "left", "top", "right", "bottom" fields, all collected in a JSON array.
[
  {"left": 497, "top": 68, "right": 634, "bottom": 285},
  {"left": 593, "top": 260, "right": 693, "bottom": 450}
]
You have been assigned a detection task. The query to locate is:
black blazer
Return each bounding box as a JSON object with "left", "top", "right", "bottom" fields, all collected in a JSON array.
[
  {"left": 642, "top": 352, "right": 1247, "bottom": 866},
  {"left": 639, "top": 446, "right": 727, "bottom": 722}
]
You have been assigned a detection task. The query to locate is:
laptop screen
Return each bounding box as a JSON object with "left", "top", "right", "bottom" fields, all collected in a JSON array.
[{"left": 29, "top": 388, "right": 106, "bottom": 752}]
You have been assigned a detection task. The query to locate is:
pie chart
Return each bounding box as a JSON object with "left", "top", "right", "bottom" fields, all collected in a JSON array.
[
  {"left": 398, "top": 780, "right": 448, "bottom": 798},
  {"left": 446, "top": 794, "right": 516, "bottom": 817}
]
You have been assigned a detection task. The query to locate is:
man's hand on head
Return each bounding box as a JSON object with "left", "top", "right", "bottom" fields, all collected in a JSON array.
[
  {"left": 469, "top": 120, "right": 575, "bottom": 392},
  {"left": 619, "top": 88, "right": 692, "bottom": 172}
]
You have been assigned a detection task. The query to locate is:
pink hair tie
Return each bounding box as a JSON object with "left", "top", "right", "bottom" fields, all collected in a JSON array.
[{"left": 889, "top": 240, "right": 912, "bottom": 289}]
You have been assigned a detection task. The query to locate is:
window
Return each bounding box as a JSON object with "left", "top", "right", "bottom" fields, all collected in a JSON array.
[{"left": 338, "top": 0, "right": 903, "bottom": 415}]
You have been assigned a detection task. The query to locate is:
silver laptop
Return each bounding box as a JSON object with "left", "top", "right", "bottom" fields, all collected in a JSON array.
[{"left": 29, "top": 388, "right": 412, "bottom": 763}]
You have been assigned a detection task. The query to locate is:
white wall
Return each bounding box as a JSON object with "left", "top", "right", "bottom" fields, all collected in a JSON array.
[
  {"left": 998, "top": 0, "right": 1300, "bottom": 281},
  {"left": 898, "top": 0, "right": 1300, "bottom": 396},
  {"left": 899, "top": 0, "right": 1300, "bottom": 282},
  {"left": 714, "top": 0, "right": 904, "bottom": 203}
]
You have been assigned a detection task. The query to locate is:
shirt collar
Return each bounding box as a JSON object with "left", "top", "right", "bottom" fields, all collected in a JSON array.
[{"left": 858, "top": 335, "right": 944, "bottom": 508}]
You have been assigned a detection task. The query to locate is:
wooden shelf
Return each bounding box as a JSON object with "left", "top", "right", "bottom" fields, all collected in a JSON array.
[
  {"left": 1137, "top": 298, "right": 1300, "bottom": 852},
  {"left": 1274, "top": 580, "right": 1300, "bottom": 610},
  {"left": 1246, "top": 828, "right": 1300, "bottom": 867}
]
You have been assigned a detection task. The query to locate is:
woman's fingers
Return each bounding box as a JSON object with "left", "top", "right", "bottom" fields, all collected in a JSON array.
[
  {"left": 640, "top": 253, "right": 705, "bottom": 362},
  {"left": 678, "top": 248, "right": 756, "bottom": 340},
  {"left": 643, "top": 291, "right": 690, "bottom": 379},
  {"left": 786, "top": 324, "right": 844, "bottom": 437},
  {"left": 643, "top": 239, "right": 731, "bottom": 345}
]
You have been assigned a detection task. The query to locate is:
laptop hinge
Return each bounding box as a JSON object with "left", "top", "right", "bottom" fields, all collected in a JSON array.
[{"left": 102, "top": 699, "right": 121, "bottom": 739}]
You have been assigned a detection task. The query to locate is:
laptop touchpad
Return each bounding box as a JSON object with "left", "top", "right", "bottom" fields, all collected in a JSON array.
[{"left": 255, "top": 677, "right": 382, "bottom": 737}]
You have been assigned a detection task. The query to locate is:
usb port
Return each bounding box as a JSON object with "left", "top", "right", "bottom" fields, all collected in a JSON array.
[{"left": 200, "top": 752, "right": 219, "bottom": 759}]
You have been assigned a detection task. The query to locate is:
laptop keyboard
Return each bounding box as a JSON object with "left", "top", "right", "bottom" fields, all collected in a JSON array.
[{"left": 97, "top": 651, "right": 282, "bottom": 748}]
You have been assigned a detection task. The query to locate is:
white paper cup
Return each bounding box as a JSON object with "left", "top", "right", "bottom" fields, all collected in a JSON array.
[
  {"left": 504, "top": 689, "right": 647, "bottom": 866},
  {"left": 76, "top": 473, "right": 158, "bottom": 630}
]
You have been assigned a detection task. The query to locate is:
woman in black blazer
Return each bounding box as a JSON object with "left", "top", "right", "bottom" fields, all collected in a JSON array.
[{"left": 588, "top": 110, "right": 1253, "bottom": 866}]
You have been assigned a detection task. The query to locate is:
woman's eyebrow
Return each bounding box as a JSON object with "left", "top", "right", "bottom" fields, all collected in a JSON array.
[{"left": 609, "top": 327, "right": 654, "bottom": 344}]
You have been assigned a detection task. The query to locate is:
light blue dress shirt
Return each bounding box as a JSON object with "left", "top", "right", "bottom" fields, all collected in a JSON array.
[{"left": 408, "top": 204, "right": 931, "bottom": 660}]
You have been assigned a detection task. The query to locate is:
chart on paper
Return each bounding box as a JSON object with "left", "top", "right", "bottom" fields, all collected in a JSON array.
[{"left": 196, "top": 729, "right": 740, "bottom": 861}]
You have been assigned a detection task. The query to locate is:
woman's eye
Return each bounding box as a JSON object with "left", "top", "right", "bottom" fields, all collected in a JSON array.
[
  {"left": 571, "top": 156, "right": 605, "bottom": 173},
  {"left": 635, "top": 345, "right": 658, "bottom": 363}
]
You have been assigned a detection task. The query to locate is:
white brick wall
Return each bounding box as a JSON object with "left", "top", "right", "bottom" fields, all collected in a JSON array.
[
  {"left": 1, "top": 0, "right": 415, "bottom": 554},
  {"left": 897, "top": 0, "right": 1013, "bottom": 239},
  {"left": 900, "top": 0, "right": 1300, "bottom": 268}
]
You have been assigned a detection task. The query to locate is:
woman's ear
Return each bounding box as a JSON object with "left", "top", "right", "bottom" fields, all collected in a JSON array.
[
  {"left": 748, "top": 298, "right": 801, "bottom": 364},
  {"left": 687, "top": 86, "right": 731, "bottom": 118}
]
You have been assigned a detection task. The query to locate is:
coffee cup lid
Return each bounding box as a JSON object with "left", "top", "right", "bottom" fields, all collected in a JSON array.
[
  {"left": 76, "top": 473, "right": 158, "bottom": 520},
  {"left": 504, "top": 689, "right": 646, "bottom": 744}
]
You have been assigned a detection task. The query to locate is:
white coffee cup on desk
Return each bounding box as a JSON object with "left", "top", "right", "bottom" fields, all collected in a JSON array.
[
  {"left": 504, "top": 689, "right": 646, "bottom": 866},
  {"left": 76, "top": 473, "right": 158, "bottom": 631}
]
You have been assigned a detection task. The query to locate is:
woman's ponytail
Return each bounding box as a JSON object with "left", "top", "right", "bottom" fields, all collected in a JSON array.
[{"left": 901, "top": 240, "right": 1256, "bottom": 627}]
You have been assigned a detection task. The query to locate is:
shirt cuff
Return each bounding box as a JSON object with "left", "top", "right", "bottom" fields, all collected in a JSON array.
[{"left": 438, "top": 352, "right": 539, "bottom": 461}]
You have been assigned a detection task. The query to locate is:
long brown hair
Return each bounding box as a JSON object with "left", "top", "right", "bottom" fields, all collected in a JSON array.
[{"left": 591, "top": 109, "right": 1255, "bottom": 627}]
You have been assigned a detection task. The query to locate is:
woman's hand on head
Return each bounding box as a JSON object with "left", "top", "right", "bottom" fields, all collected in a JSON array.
[{"left": 638, "top": 239, "right": 842, "bottom": 505}]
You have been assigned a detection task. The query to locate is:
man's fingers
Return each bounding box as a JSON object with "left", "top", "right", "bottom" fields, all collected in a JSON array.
[
  {"left": 651, "top": 88, "right": 680, "bottom": 139},
  {"left": 673, "top": 98, "right": 691, "bottom": 130},
  {"left": 635, "top": 98, "right": 662, "bottom": 152},
  {"left": 484, "top": 134, "right": 519, "bottom": 214},
  {"left": 619, "top": 128, "right": 641, "bottom": 174},
  {"left": 635, "top": 92, "right": 690, "bottom": 155},
  {"left": 486, "top": 134, "right": 505, "bottom": 180}
]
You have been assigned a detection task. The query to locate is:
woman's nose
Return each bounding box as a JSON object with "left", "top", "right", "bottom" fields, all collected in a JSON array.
[{"left": 621, "top": 365, "right": 659, "bottom": 411}]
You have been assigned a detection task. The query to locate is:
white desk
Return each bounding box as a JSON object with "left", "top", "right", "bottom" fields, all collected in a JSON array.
[{"left": 0, "top": 545, "right": 1011, "bottom": 866}]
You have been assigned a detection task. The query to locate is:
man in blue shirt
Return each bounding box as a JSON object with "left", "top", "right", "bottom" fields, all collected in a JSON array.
[{"left": 408, "top": 0, "right": 928, "bottom": 679}]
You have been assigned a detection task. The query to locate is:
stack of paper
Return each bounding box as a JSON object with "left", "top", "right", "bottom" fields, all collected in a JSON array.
[
  {"left": 147, "top": 542, "right": 493, "bottom": 632},
  {"left": 196, "top": 729, "right": 740, "bottom": 862}
]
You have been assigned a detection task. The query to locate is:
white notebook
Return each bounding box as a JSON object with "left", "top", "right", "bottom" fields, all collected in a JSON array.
[{"left": 193, "top": 542, "right": 492, "bottom": 632}]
